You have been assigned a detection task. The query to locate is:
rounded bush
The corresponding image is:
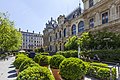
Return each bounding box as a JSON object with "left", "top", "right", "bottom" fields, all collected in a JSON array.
[
  {"left": 19, "top": 58, "right": 39, "bottom": 72},
  {"left": 39, "top": 55, "right": 49, "bottom": 66},
  {"left": 15, "top": 54, "right": 27, "bottom": 59},
  {"left": 59, "top": 58, "right": 87, "bottom": 80},
  {"left": 16, "top": 66, "right": 55, "bottom": 80},
  {"left": 33, "top": 54, "right": 42, "bottom": 63},
  {"left": 50, "top": 55, "right": 65, "bottom": 69},
  {"left": 13, "top": 57, "right": 28, "bottom": 69}
]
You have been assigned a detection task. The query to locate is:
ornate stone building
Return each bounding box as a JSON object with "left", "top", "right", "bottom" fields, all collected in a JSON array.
[{"left": 43, "top": 0, "right": 120, "bottom": 52}]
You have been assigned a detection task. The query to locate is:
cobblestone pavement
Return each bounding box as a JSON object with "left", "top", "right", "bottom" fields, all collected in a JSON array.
[{"left": 0, "top": 56, "right": 17, "bottom": 80}]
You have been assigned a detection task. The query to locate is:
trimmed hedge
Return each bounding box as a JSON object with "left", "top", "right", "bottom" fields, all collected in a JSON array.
[
  {"left": 19, "top": 58, "right": 39, "bottom": 72},
  {"left": 86, "top": 62, "right": 116, "bottom": 80},
  {"left": 80, "top": 49, "right": 120, "bottom": 62},
  {"left": 16, "top": 66, "right": 55, "bottom": 80},
  {"left": 15, "top": 54, "right": 28, "bottom": 59},
  {"left": 38, "top": 55, "right": 49, "bottom": 66},
  {"left": 33, "top": 53, "right": 42, "bottom": 63},
  {"left": 50, "top": 55, "right": 65, "bottom": 69},
  {"left": 59, "top": 58, "right": 87, "bottom": 80},
  {"left": 56, "top": 50, "right": 78, "bottom": 58},
  {"left": 13, "top": 57, "right": 28, "bottom": 69}
]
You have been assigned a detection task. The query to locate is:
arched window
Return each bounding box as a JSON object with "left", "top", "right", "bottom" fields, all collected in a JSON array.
[
  {"left": 72, "top": 24, "right": 76, "bottom": 35},
  {"left": 89, "top": 0, "right": 94, "bottom": 8},
  {"left": 64, "top": 28, "right": 66, "bottom": 37},
  {"left": 78, "top": 21, "right": 84, "bottom": 33}
]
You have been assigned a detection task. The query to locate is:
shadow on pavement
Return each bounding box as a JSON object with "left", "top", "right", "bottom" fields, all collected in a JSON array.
[
  {"left": 8, "top": 70, "right": 16, "bottom": 73},
  {"left": 8, "top": 73, "right": 17, "bottom": 78},
  {"left": 9, "top": 65, "right": 15, "bottom": 68}
]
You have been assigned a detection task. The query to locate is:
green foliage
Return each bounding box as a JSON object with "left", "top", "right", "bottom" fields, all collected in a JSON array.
[
  {"left": 77, "top": 32, "right": 92, "bottom": 50},
  {"left": 80, "top": 49, "right": 120, "bottom": 62},
  {"left": 35, "top": 47, "right": 44, "bottom": 53},
  {"left": 0, "top": 14, "right": 22, "bottom": 52},
  {"left": 86, "top": 62, "right": 116, "bottom": 80},
  {"left": 65, "top": 36, "right": 78, "bottom": 50},
  {"left": 97, "top": 68, "right": 116, "bottom": 80},
  {"left": 47, "top": 56, "right": 52, "bottom": 63},
  {"left": 15, "top": 53, "right": 28, "bottom": 59},
  {"left": 16, "top": 66, "right": 55, "bottom": 80},
  {"left": 59, "top": 58, "right": 87, "bottom": 80},
  {"left": 33, "top": 53, "right": 42, "bottom": 63},
  {"left": 50, "top": 55, "right": 65, "bottom": 69},
  {"left": 38, "top": 55, "right": 49, "bottom": 66},
  {"left": 41, "top": 52, "right": 49, "bottom": 55},
  {"left": 19, "top": 58, "right": 39, "bottom": 72},
  {"left": 13, "top": 57, "right": 28, "bottom": 69},
  {"left": 89, "top": 30, "right": 120, "bottom": 50},
  {"left": 56, "top": 50, "right": 78, "bottom": 58}
]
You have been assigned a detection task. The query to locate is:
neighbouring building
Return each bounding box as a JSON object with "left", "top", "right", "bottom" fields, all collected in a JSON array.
[
  {"left": 19, "top": 29, "right": 43, "bottom": 51},
  {"left": 43, "top": 0, "right": 120, "bottom": 52}
]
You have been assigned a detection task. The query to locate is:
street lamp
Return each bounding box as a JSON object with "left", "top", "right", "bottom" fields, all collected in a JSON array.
[{"left": 78, "top": 44, "right": 80, "bottom": 58}]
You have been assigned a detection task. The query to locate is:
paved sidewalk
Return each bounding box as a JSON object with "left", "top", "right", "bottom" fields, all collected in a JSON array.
[{"left": 0, "top": 56, "right": 17, "bottom": 80}]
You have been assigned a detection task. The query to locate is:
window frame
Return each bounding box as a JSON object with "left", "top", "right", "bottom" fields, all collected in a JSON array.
[
  {"left": 72, "top": 24, "right": 76, "bottom": 35},
  {"left": 89, "top": 0, "right": 94, "bottom": 8},
  {"left": 89, "top": 18, "right": 94, "bottom": 28},
  {"left": 78, "top": 21, "right": 84, "bottom": 33},
  {"left": 101, "top": 11, "right": 109, "bottom": 24}
]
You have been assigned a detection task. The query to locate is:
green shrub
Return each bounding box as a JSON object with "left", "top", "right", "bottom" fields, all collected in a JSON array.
[
  {"left": 13, "top": 57, "right": 28, "bottom": 69},
  {"left": 16, "top": 66, "right": 55, "bottom": 80},
  {"left": 41, "top": 52, "right": 49, "bottom": 55},
  {"left": 39, "top": 55, "right": 49, "bottom": 66},
  {"left": 47, "top": 56, "right": 52, "bottom": 63},
  {"left": 97, "top": 68, "right": 116, "bottom": 80},
  {"left": 59, "top": 58, "right": 87, "bottom": 80},
  {"left": 86, "top": 62, "right": 116, "bottom": 80},
  {"left": 50, "top": 55, "right": 65, "bottom": 69},
  {"left": 80, "top": 49, "right": 120, "bottom": 62},
  {"left": 19, "top": 58, "right": 39, "bottom": 72},
  {"left": 90, "top": 62, "right": 108, "bottom": 67},
  {"left": 15, "top": 54, "right": 27, "bottom": 59},
  {"left": 33, "top": 53, "right": 42, "bottom": 63},
  {"left": 56, "top": 50, "right": 78, "bottom": 58}
]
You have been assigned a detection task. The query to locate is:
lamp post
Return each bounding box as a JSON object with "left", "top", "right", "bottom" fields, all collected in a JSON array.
[{"left": 78, "top": 45, "right": 80, "bottom": 58}]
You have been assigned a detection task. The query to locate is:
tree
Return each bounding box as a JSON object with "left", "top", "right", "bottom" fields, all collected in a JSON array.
[
  {"left": 77, "top": 32, "right": 92, "bottom": 50},
  {"left": 65, "top": 36, "right": 78, "bottom": 50},
  {"left": 0, "top": 13, "right": 22, "bottom": 53}
]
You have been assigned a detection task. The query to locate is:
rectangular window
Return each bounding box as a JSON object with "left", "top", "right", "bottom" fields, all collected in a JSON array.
[
  {"left": 102, "top": 12, "right": 108, "bottom": 24},
  {"left": 89, "top": 18, "right": 94, "bottom": 28},
  {"left": 89, "top": 0, "right": 94, "bottom": 8}
]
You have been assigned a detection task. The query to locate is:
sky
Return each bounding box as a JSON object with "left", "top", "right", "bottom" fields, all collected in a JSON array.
[{"left": 0, "top": 0, "right": 83, "bottom": 34}]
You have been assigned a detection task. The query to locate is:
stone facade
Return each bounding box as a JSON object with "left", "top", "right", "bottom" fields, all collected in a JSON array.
[
  {"left": 20, "top": 29, "right": 43, "bottom": 50},
  {"left": 43, "top": 0, "right": 120, "bottom": 52}
]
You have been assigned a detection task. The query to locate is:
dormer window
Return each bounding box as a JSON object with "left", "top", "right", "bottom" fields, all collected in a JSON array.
[{"left": 89, "top": 0, "right": 94, "bottom": 8}]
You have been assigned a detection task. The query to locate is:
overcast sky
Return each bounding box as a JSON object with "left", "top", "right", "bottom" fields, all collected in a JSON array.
[{"left": 0, "top": 0, "right": 83, "bottom": 34}]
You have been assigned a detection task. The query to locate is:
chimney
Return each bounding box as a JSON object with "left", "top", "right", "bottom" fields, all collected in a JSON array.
[
  {"left": 27, "top": 30, "right": 28, "bottom": 32},
  {"left": 33, "top": 31, "right": 34, "bottom": 33}
]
